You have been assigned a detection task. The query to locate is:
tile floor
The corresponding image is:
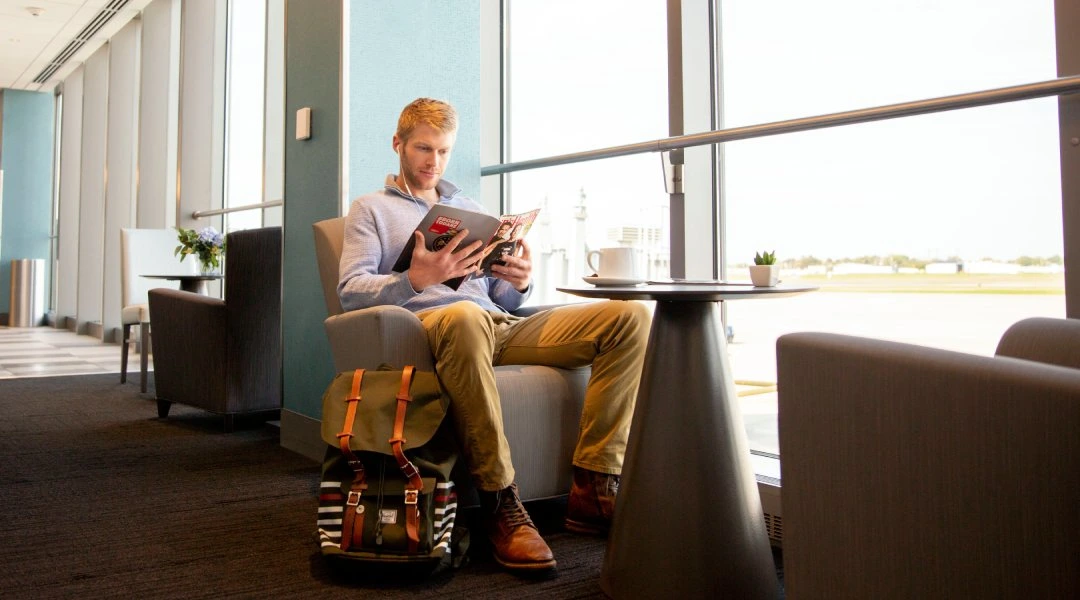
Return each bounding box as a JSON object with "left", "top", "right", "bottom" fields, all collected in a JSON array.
[{"left": 0, "top": 325, "right": 148, "bottom": 380}]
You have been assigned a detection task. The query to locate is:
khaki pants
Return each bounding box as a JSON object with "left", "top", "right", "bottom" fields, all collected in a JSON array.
[{"left": 417, "top": 300, "right": 651, "bottom": 492}]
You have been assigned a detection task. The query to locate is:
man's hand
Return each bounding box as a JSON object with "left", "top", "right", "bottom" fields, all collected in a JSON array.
[
  {"left": 490, "top": 238, "right": 533, "bottom": 292},
  {"left": 407, "top": 229, "right": 484, "bottom": 291}
]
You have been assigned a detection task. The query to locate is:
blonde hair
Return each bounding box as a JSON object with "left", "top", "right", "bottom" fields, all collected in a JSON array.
[{"left": 396, "top": 98, "right": 458, "bottom": 142}]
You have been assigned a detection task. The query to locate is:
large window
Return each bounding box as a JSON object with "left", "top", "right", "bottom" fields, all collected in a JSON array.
[
  {"left": 720, "top": 0, "right": 1063, "bottom": 454},
  {"left": 223, "top": 0, "right": 267, "bottom": 232},
  {"left": 500, "top": 0, "right": 1066, "bottom": 458},
  {"left": 50, "top": 91, "right": 63, "bottom": 315},
  {"left": 505, "top": 0, "right": 670, "bottom": 304}
]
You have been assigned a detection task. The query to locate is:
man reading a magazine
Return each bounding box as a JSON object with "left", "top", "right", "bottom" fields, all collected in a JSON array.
[{"left": 338, "top": 98, "right": 649, "bottom": 573}]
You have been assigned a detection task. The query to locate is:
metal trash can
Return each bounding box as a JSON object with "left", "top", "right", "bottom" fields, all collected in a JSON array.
[{"left": 9, "top": 258, "right": 46, "bottom": 327}]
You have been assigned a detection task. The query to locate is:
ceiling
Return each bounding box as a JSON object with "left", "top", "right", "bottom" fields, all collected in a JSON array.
[{"left": 0, "top": 0, "right": 153, "bottom": 93}]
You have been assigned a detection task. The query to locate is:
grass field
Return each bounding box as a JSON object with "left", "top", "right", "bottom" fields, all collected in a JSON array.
[{"left": 774, "top": 272, "right": 1065, "bottom": 294}]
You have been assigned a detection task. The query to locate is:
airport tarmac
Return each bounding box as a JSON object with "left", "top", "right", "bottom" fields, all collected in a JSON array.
[{"left": 727, "top": 291, "right": 1066, "bottom": 455}]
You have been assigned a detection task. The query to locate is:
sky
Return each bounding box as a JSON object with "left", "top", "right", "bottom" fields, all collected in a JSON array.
[{"left": 504, "top": 0, "right": 1062, "bottom": 264}]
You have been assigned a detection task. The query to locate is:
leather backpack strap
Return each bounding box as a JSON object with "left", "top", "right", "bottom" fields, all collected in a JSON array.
[
  {"left": 336, "top": 369, "right": 367, "bottom": 552},
  {"left": 388, "top": 365, "right": 424, "bottom": 553}
]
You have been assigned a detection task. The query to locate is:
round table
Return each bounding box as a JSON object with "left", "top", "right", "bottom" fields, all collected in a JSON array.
[
  {"left": 556, "top": 282, "right": 816, "bottom": 599},
  {"left": 141, "top": 274, "right": 223, "bottom": 295}
]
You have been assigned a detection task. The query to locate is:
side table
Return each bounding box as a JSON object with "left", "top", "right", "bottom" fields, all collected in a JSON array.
[{"left": 557, "top": 283, "right": 816, "bottom": 599}]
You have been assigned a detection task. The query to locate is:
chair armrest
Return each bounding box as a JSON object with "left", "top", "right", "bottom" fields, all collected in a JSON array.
[
  {"left": 323, "top": 302, "right": 588, "bottom": 372},
  {"left": 995, "top": 316, "right": 1080, "bottom": 369},
  {"left": 776, "top": 331, "right": 1080, "bottom": 598},
  {"left": 324, "top": 305, "right": 434, "bottom": 372},
  {"left": 148, "top": 289, "right": 228, "bottom": 402},
  {"left": 148, "top": 289, "right": 227, "bottom": 348}
]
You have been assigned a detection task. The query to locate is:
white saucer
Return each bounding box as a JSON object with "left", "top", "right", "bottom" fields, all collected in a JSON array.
[{"left": 583, "top": 276, "right": 647, "bottom": 286}]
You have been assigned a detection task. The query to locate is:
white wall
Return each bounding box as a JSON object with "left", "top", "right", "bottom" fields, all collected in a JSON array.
[
  {"left": 102, "top": 20, "right": 142, "bottom": 339},
  {"left": 76, "top": 46, "right": 109, "bottom": 336},
  {"left": 137, "top": 0, "right": 180, "bottom": 229},
  {"left": 178, "top": 0, "right": 227, "bottom": 229}
]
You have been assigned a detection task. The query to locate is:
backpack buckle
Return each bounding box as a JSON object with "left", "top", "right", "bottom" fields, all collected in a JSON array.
[
  {"left": 404, "top": 489, "right": 418, "bottom": 505},
  {"left": 347, "top": 491, "right": 363, "bottom": 506},
  {"left": 400, "top": 462, "right": 420, "bottom": 480}
]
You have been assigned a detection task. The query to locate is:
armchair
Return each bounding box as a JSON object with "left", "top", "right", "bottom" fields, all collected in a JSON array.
[
  {"left": 312, "top": 217, "right": 589, "bottom": 500},
  {"left": 776, "top": 317, "right": 1080, "bottom": 598},
  {"left": 119, "top": 228, "right": 197, "bottom": 392},
  {"left": 148, "top": 227, "right": 282, "bottom": 432}
]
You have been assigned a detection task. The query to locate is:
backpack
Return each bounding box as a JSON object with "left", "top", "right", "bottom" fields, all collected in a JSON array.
[{"left": 316, "top": 366, "right": 466, "bottom": 573}]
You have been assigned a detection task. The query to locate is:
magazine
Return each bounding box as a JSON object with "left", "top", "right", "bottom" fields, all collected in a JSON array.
[{"left": 392, "top": 205, "right": 540, "bottom": 290}]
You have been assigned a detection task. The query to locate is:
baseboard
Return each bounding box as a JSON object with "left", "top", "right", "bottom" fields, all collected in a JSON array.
[
  {"left": 84, "top": 321, "right": 104, "bottom": 339},
  {"left": 2, "top": 312, "right": 49, "bottom": 327},
  {"left": 280, "top": 409, "right": 324, "bottom": 462}
]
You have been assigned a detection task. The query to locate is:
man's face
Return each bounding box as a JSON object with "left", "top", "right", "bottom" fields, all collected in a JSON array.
[{"left": 394, "top": 123, "right": 456, "bottom": 195}]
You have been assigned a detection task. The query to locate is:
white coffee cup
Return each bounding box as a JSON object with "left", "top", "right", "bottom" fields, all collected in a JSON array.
[{"left": 586, "top": 247, "right": 641, "bottom": 279}]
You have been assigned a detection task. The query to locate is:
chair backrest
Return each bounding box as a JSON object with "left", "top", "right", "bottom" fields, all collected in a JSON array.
[
  {"left": 995, "top": 316, "right": 1080, "bottom": 368},
  {"left": 120, "top": 228, "right": 197, "bottom": 308},
  {"left": 777, "top": 331, "right": 1080, "bottom": 597},
  {"left": 222, "top": 226, "right": 283, "bottom": 404},
  {"left": 312, "top": 217, "right": 346, "bottom": 317}
]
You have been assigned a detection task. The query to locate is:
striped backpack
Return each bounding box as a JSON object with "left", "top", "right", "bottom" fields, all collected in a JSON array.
[{"left": 316, "top": 366, "right": 467, "bottom": 573}]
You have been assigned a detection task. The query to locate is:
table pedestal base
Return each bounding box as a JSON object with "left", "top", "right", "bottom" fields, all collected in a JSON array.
[
  {"left": 600, "top": 300, "right": 777, "bottom": 598},
  {"left": 180, "top": 280, "right": 208, "bottom": 295}
]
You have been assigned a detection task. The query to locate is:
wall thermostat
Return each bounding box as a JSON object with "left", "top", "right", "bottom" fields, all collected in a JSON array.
[{"left": 296, "top": 107, "right": 312, "bottom": 140}]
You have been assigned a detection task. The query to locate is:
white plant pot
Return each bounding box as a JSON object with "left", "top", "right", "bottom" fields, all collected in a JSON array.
[{"left": 749, "top": 264, "right": 780, "bottom": 287}]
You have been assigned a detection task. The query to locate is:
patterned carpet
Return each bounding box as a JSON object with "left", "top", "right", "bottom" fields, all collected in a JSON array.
[
  {"left": 6, "top": 373, "right": 739, "bottom": 599},
  {"left": 0, "top": 366, "right": 785, "bottom": 598}
]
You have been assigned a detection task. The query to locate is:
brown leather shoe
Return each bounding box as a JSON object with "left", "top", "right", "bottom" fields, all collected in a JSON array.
[
  {"left": 565, "top": 466, "right": 619, "bottom": 535},
  {"left": 481, "top": 483, "right": 556, "bottom": 571}
]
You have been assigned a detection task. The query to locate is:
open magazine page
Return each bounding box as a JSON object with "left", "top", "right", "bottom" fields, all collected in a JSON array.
[
  {"left": 391, "top": 205, "right": 501, "bottom": 289},
  {"left": 391, "top": 205, "right": 541, "bottom": 290},
  {"left": 478, "top": 209, "right": 540, "bottom": 277}
]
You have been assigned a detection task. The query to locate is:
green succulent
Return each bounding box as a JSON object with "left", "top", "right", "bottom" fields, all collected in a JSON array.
[{"left": 754, "top": 251, "right": 777, "bottom": 266}]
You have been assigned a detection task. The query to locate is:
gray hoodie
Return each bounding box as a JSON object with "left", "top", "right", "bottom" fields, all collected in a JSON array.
[{"left": 338, "top": 175, "right": 531, "bottom": 314}]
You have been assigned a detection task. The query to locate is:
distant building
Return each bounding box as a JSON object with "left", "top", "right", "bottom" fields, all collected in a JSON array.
[
  {"left": 963, "top": 261, "right": 1021, "bottom": 274},
  {"left": 831, "top": 263, "right": 895, "bottom": 275},
  {"left": 925, "top": 262, "right": 961, "bottom": 274}
]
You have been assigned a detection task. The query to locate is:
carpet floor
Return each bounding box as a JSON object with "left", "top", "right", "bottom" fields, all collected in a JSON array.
[{"left": 0, "top": 373, "right": 783, "bottom": 599}]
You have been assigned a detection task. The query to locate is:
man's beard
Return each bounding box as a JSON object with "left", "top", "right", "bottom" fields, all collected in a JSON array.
[{"left": 400, "top": 150, "right": 438, "bottom": 192}]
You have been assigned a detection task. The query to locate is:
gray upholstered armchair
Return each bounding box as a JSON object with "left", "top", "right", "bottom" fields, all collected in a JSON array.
[
  {"left": 776, "top": 317, "right": 1080, "bottom": 598},
  {"left": 148, "top": 227, "right": 282, "bottom": 432},
  {"left": 312, "top": 217, "right": 589, "bottom": 501}
]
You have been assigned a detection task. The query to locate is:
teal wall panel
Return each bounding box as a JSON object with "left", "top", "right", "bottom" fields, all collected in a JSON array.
[
  {"left": 348, "top": 1, "right": 482, "bottom": 203},
  {"left": 281, "top": 0, "right": 341, "bottom": 419},
  {"left": 0, "top": 89, "right": 55, "bottom": 315},
  {"left": 282, "top": 2, "right": 483, "bottom": 423}
]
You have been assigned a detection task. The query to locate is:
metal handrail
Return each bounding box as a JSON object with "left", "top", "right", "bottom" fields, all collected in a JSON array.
[
  {"left": 481, "top": 75, "right": 1080, "bottom": 176},
  {"left": 192, "top": 199, "right": 283, "bottom": 219}
]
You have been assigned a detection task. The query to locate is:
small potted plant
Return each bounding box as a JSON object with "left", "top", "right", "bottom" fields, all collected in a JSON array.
[{"left": 749, "top": 251, "right": 780, "bottom": 287}]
